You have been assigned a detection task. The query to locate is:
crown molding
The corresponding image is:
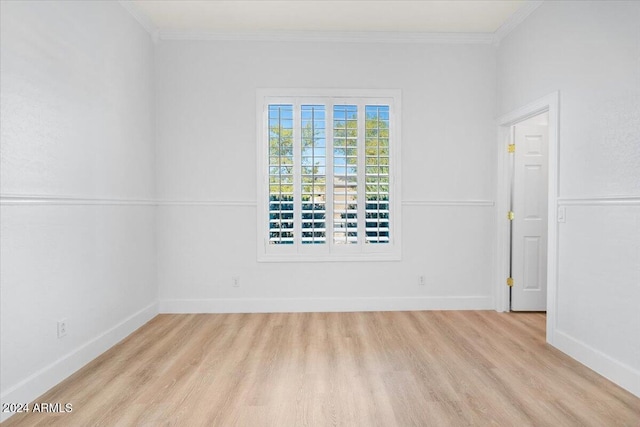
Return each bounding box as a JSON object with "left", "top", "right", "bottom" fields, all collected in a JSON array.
[
  {"left": 118, "top": 1, "right": 542, "bottom": 45},
  {"left": 158, "top": 30, "right": 495, "bottom": 44},
  {"left": 493, "top": 0, "right": 543, "bottom": 45},
  {"left": 118, "top": 0, "right": 159, "bottom": 42}
]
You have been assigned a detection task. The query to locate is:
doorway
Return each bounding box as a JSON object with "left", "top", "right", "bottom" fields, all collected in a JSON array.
[{"left": 495, "top": 92, "right": 560, "bottom": 343}]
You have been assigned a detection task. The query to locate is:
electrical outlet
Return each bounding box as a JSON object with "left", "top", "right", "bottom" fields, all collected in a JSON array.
[
  {"left": 57, "top": 319, "right": 67, "bottom": 338},
  {"left": 232, "top": 276, "right": 240, "bottom": 287},
  {"left": 419, "top": 275, "right": 426, "bottom": 286}
]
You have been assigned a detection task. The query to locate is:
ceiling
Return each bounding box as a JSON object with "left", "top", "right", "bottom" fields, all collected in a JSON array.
[{"left": 125, "top": 0, "right": 538, "bottom": 36}]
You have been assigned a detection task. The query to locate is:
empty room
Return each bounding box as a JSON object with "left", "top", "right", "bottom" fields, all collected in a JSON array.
[{"left": 1, "top": 0, "right": 639, "bottom": 425}]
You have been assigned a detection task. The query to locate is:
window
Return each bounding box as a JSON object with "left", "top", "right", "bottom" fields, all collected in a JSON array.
[{"left": 257, "top": 89, "right": 401, "bottom": 261}]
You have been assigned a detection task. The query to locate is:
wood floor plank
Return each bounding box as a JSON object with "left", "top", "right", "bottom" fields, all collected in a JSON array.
[{"left": 3, "top": 311, "right": 639, "bottom": 426}]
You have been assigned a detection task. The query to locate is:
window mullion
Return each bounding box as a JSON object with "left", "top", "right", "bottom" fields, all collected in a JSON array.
[
  {"left": 390, "top": 107, "right": 395, "bottom": 245},
  {"left": 293, "top": 100, "right": 302, "bottom": 250},
  {"left": 357, "top": 100, "right": 366, "bottom": 249},
  {"left": 326, "top": 100, "right": 335, "bottom": 252}
]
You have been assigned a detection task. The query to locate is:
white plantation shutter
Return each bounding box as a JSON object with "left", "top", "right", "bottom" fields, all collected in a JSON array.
[
  {"left": 333, "top": 105, "right": 359, "bottom": 245},
  {"left": 364, "top": 105, "right": 390, "bottom": 244},
  {"left": 258, "top": 90, "right": 400, "bottom": 261},
  {"left": 268, "top": 105, "right": 295, "bottom": 244},
  {"left": 300, "top": 105, "right": 327, "bottom": 244}
]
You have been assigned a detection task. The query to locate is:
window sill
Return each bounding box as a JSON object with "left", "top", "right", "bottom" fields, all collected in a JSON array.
[{"left": 257, "top": 252, "right": 402, "bottom": 263}]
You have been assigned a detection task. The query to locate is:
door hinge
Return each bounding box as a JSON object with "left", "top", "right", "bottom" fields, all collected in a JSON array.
[
  {"left": 508, "top": 143, "right": 515, "bottom": 153},
  {"left": 507, "top": 211, "right": 514, "bottom": 220},
  {"left": 507, "top": 277, "right": 514, "bottom": 287}
]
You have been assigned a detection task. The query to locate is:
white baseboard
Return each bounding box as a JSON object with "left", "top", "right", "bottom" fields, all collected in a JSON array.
[
  {"left": 0, "top": 302, "right": 158, "bottom": 423},
  {"left": 552, "top": 329, "right": 640, "bottom": 398},
  {"left": 158, "top": 296, "right": 494, "bottom": 314}
]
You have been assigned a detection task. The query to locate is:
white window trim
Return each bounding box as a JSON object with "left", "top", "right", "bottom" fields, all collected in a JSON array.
[{"left": 256, "top": 88, "right": 402, "bottom": 262}]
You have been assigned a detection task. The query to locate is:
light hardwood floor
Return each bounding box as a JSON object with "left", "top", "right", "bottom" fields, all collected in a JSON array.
[{"left": 4, "top": 311, "right": 640, "bottom": 426}]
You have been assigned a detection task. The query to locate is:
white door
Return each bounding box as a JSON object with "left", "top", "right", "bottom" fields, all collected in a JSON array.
[{"left": 511, "top": 124, "right": 548, "bottom": 311}]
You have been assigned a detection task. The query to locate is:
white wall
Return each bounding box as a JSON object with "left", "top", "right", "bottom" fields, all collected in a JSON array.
[
  {"left": 498, "top": 1, "right": 640, "bottom": 396},
  {"left": 0, "top": 1, "right": 157, "bottom": 417},
  {"left": 155, "top": 41, "right": 497, "bottom": 312}
]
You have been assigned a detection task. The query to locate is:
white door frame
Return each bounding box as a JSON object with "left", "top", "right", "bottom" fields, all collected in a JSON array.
[{"left": 495, "top": 91, "right": 559, "bottom": 345}]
